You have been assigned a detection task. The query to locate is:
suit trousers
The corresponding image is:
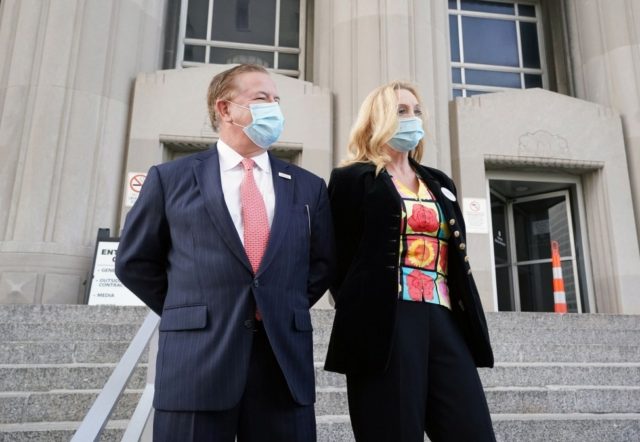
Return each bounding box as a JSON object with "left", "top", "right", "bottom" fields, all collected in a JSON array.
[
  {"left": 153, "top": 321, "right": 316, "bottom": 442},
  {"left": 346, "top": 301, "right": 495, "bottom": 442}
]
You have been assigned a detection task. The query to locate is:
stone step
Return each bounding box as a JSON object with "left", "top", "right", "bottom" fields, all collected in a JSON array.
[
  {"left": 488, "top": 328, "right": 640, "bottom": 345},
  {"left": 314, "top": 386, "right": 640, "bottom": 416},
  {"left": 1, "top": 415, "right": 638, "bottom": 442},
  {"left": 3, "top": 338, "right": 637, "bottom": 366},
  {"left": 489, "top": 342, "right": 640, "bottom": 363},
  {"left": 3, "top": 305, "right": 639, "bottom": 331},
  {"left": 311, "top": 310, "right": 640, "bottom": 331},
  {"left": 0, "top": 323, "right": 142, "bottom": 342},
  {"left": 4, "top": 308, "right": 640, "bottom": 346},
  {"left": 0, "top": 390, "right": 141, "bottom": 424},
  {"left": 0, "top": 342, "right": 148, "bottom": 365},
  {"left": 313, "top": 342, "right": 640, "bottom": 364},
  {"left": 5, "top": 319, "right": 638, "bottom": 347},
  {"left": 6, "top": 362, "right": 640, "bottom": 394},
  {"left": 490, "top": 413, "right": 640, "bottom": 442},
  {"left": 310, "top": 325, "right": 640, "bottom": 346},
  {"left": 3, "top": 383, "right": 639, "bottom": 425},
  {"left": 314, "top": 362, "right": 640, "bottom": 389},
  {"left": 0, "top": 305, "right": 149, "bottom": 323},
  {"left": 0, "top": 420, "right": 127, "bottom": 442},
  {"left": 485, "top": 312, "right": 640, "bottom": 330},
  {"left": 479, "top": 362, "right": 640, "bottom": 388},
  {"left": 3, "top": 305, "right": 640, "bottom": 326},
  {"left": 0, "top": 364, "right": 147, "bottom": 392},
  {"left": 315, "top": 414, "right": 640, "bottom": 442}
]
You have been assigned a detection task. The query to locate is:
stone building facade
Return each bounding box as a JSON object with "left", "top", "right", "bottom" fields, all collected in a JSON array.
[{"left": 0, "top": 0, "right": 639, "bottom": 313}]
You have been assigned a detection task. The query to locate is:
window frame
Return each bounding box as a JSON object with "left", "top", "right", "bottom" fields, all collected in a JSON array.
[
  {"left": 449, "top": 0, "right": 548, "bottom": 97},
  {"left": 176, "top": 0, "right": 307, "bottom": 78}
]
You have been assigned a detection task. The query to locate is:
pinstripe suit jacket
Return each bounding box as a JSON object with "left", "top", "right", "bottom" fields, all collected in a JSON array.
[{"left": 115, "top": 144, "right": 335, "bottom": 410}]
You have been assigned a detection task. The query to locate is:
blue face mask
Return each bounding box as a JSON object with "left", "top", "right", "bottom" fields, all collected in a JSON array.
[
  {"left": 229, "top": 101, "right": 285, "bottom": 149},
  {"left": 388, "top": 117, "right": 425, "bottom": 152}
]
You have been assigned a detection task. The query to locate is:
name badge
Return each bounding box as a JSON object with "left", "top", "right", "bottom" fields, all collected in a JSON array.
[
  {"left": 278, "top": 172, "right": 291, "bottom": 180},
  {"left": 441, "top": 187, "right": 456, "bottom": 202}
]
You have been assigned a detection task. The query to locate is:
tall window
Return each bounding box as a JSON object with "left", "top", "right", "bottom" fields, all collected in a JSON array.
[
  {"left": 448, "top": 0, "right": 545, "bottom": 97},
  {"left": 178, "top": 0, "right": 306, "bottom": 78}
]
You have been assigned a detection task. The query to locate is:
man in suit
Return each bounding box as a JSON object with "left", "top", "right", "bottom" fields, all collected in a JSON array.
[{"left": 115, "top": 64, "right": 334, "bottom": 442}]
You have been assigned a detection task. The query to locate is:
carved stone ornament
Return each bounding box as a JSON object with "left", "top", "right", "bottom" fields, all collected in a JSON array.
[{"left": 518, "top": 130, "right": 570, "bottom": 158}]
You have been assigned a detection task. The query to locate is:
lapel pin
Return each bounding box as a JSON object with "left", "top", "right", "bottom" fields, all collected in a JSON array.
[
  {"left": 441, "top": 188, "right": 457, "bottom": 202},
  {"left": 278, "top": 172, "right": 291, "bottom": 180}
]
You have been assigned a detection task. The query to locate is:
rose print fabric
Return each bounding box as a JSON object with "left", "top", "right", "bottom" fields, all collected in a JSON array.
[{"left": 391, "top": 175, "right": 451, "bottom": 309}]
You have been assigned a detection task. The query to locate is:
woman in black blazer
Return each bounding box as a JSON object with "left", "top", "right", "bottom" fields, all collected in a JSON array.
[{"left": 324, "top": 81, "right": 495, "bottom": 442}]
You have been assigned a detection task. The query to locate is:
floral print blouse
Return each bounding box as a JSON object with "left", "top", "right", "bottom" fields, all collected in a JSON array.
[{"left": 390, "top": 175, "right": 451, "bottom": 309}]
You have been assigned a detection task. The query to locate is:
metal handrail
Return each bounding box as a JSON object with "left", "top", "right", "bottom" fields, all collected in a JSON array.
[
  {"left": 121, "top": 382, "right": 155, "bottom": 441},
  {"left": 71, "top": 311, "right": 160, "bottom": 442}
]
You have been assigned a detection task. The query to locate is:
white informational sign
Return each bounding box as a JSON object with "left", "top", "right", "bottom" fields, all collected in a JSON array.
[
  {"left": 125, "top": 172, "right": 147, "bottom": 207},
  {"left": 88, "top": 241, "right": 145, "bottom": 306},
  {"left": 463, "top": 197, "right": 489, "bottom": 234}
]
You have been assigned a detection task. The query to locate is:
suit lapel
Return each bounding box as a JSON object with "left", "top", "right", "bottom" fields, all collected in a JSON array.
[
  {"left": 256, "top": 154, "right": 293, "bottom": 276},
  {"left": 374, "top": 169, "right": 403, "bottom": 213},
  {"left": 193, "top": 145, "right": 252, "bottom": 272}
]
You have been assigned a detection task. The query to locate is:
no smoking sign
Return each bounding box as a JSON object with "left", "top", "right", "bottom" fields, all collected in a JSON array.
[
  {"left": 125, "top": 172, "right": 147, "bottom": 207},
  {"left": 129, "top": 174, "right": 146, "bottom": 193}
]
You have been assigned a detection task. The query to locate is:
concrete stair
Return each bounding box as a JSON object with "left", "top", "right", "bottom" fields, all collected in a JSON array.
[
  {"left": 311, "top": 309, "right": 640, "bottom": 442},
  {"left": 0, "top": 305, "right": 148, "bottom": 441},
  {"left": 0, "top": 305, "right": 639, "bottom": 441}
]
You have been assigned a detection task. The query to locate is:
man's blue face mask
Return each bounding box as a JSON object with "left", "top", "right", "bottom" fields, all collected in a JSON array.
[
  {"left": 228, "top": 101, "right": 285, "bottom": 149},
  {"left": 387, "top": 117, "right": 425, "bottom": 152}
]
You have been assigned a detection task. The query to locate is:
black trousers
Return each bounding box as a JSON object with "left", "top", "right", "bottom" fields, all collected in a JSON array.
[
  {"left": 153, "top": 322, "right": 316, "bottom": 442},
  {"left": 346, "top": 301, "right": 495, "bottom": 442}
]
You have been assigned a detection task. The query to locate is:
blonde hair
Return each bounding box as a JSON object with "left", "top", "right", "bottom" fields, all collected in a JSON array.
[
  {"left": 342, "top": 81, "right": 427, "bottom": 174},
  {"left": 207, "top": 64, "right": 269, "bottom": 130}
]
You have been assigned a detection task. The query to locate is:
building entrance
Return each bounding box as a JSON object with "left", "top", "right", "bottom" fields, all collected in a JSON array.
[{"left": 490, "top": 180, "right": 585, "bottom": 313}]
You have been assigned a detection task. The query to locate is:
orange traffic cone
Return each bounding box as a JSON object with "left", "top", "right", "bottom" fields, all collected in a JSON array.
[{"left": 551, "top": 240, "right": 567, "bottom": 313}]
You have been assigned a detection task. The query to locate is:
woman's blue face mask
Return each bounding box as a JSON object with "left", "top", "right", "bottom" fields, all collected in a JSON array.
[
  {"left": 228, "top": 101, "right": 285, "bottom": 149},
  {"left": 388, "top": 117, "right": 425, "bottom": 152}
]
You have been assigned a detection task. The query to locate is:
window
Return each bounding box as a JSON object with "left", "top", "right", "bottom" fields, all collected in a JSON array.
[
  {"left": 177, "top": 0, "right": 306, "bottom": 78},
  {"left": 448, "top": 0, "right": 545, "bottom": 97}
]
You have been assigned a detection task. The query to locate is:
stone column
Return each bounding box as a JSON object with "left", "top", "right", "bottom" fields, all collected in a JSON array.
[
  {"left": 565, "top": 0, "right": 640, "bottom": 245},
  {"left": 313, "top": 0, "right": 452, "bottom": 172},
  {"left": 0, "top": 0, "right": 167, "bottom": 304}
]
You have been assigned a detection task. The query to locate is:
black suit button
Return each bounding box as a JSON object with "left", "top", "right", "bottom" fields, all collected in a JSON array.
[
  {"left": 253, "top": 279, "right": 259, "bottom": 288},
  {"left": 244, "top": 319, "right": 255, "bottom": 330}
]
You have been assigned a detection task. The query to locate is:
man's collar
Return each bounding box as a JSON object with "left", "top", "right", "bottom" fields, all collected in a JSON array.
[{"left": 217, "top": 139, "right": 271, "bottom": 173}]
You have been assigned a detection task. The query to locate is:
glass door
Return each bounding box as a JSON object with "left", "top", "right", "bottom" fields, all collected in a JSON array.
[
  {"left": 491, "top": 191, "right": 515, "bottom": 311},
  {"left": 490, "top": 189, "right": 583, "bottom": 313}
]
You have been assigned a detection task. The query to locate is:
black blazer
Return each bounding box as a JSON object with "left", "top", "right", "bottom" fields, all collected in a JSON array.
[{"left": 324, "top": 160, "right": 493, "bottom": 375}]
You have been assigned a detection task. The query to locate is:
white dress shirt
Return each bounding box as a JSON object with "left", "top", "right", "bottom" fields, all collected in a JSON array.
[{"left": 217, "top": 139, "right": 275, "bottom": 244}]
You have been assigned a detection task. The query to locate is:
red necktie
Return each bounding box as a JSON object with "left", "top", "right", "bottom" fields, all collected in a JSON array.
[{"left": 240, "top": 158, "right": 270, "bottom": 274}]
